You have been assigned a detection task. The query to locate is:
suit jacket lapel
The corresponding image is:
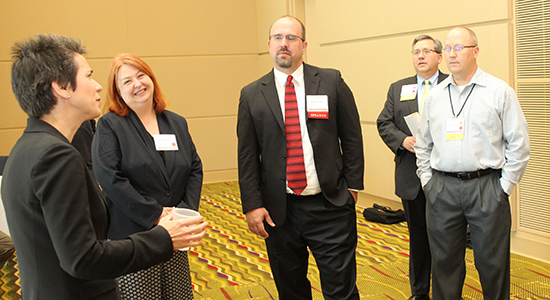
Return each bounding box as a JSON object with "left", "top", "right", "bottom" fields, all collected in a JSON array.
[
  {"left": 263, "top": 64, "right": 321, "bottom": 129},
  {"left": 158, "top": 112, "right": 175, "bottom": 180},
  {"left": 405, "top": 76, "right": 419, "bottom": 114},
  {"left": 437, "top": 71, "right": 448, "bottom": 85},
  {"left": 303, "top": 64, "right": 320, "bottom": 122},
  {"left": 128, "top": 110, "right": 170, "bottom": 186},
  {"left": 261, "top": 70, "right": 285, "bottom": 132},
  {"left": 407, "top": 72, "right": 447, "bottom": 115}
]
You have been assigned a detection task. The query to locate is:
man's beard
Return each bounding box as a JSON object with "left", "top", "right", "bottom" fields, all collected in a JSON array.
[
  {"left": 276, "top": 57, "right": 293, "bottom": 69},
  {"left": 275, "top": 49, "right": 293, "bottom": 68}
]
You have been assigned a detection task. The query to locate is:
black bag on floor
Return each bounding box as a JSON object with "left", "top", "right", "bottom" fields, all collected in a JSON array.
[{"left": 362, "top": 203, "right": 406, "bottom": 224}]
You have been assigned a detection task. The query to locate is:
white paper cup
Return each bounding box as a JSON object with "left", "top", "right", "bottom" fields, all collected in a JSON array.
[{"left": 173, "top": 208, "right": 201, "bottom": 251}]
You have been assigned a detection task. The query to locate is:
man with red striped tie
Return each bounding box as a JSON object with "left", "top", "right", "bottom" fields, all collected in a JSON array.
[{"left": 237, "top": 15, "right": 364, "bottom": 300}]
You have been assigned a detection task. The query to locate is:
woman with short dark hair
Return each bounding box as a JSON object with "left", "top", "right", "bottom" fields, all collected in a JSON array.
[{"left": 1, "top": 34, "right": 208, "bottom": 300}]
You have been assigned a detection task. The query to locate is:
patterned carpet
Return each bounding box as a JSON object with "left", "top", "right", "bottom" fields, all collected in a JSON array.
[
  {"left": 190, "top": 182, "right": 550, "bottom": 300},
  {"left": 0, "top": 256, "right": 20, "bottom": 300},
  {"left": 1, "top": 181, "right": 550, "bottom": 299}
]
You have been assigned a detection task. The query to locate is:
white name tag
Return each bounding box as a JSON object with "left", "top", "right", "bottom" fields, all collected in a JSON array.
[
  {"left": 400, "top": 84, "right": 417, "bottom": 101},
  {"left": 446, "top": 118, "right": 464, "bottom": 140},
  {"left": 153, "top": 134, "right": 179, "bottom": 151},
  {"left": 306, "top": 95, "right": 329, "bottom": 119}
]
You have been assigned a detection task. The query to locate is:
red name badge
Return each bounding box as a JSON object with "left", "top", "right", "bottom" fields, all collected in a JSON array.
[{"left": 308, "top": 111, "right": 329, "bottom": 119}]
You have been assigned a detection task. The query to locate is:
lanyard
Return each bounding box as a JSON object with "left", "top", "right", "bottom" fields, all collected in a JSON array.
[{"left": 448, "top": 84, "right": 475, "bottom": 118}]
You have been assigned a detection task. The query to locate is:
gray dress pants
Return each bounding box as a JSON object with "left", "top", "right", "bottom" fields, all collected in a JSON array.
[{"left": 425, "top": 171, "right": 510, "bottom": 300}]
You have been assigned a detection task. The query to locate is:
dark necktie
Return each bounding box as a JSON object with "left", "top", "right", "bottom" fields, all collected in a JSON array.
[{"left": 284, "top": 75, "right": 307, "bottom": 195}]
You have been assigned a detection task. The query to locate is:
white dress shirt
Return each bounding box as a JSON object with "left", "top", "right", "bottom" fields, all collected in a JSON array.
[{"left": 273, "top": 65, "right": 322, "bottom": 195}]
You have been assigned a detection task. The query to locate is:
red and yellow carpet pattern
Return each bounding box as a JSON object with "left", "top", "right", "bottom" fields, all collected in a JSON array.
[
  {"left": 0, "top": 256, "right": 20, "bottom": 300},
  {"left": 0, "top": 181, "right": 549, "bottom": 299},
  {"left": 190, "top": 182, "right": 550, "bottom": 300}
]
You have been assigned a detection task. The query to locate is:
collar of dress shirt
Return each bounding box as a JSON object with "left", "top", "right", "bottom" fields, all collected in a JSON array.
[
  {"left": 273, "top": 63, "right": 304, "bottom": 88},
  {"left": 417, "top": 70, "right": 440, "bottom": 87},
  {"left": 448, "top": 66, "right": 488, "bottom": 88}
]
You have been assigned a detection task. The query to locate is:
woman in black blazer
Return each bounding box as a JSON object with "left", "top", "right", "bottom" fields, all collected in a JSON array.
[
  {"left": 92, "top": 53, "right": 203, "bottom": 299},
  {"left": 2, "top": 34, "right": 207, "bottom": 300}
]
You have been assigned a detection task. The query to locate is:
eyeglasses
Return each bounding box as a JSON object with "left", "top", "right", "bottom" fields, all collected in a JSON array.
[
  {"left": 444, "top": 45, "right": 476, "bottom": 53},
  {"left": 411, "top": 49, "right": 439, "bottom": 56},
  {"left": 270, "top": 34, "right": 305, "bottom": 43}
]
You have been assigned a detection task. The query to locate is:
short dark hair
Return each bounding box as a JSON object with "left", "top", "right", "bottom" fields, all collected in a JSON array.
[
  {"left": 11, "top": 34, "right": 86, "bottom": 118},
  {"left": 412, "top": 34, "right": 443, "bottom": 54}
]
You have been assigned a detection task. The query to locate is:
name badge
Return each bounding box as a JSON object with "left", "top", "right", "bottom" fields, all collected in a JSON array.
[
  {"left": 153, "top": 134, "right": 179, "bottom": 151},
  {"left": 446, "top": 118, "right": 464, "bottom": 140},
  {"left": 400, "top": 84, "right": 417, "bottom": 101},
  {"left": 307, "top": 95, "right": 329, "bottom": 119}
]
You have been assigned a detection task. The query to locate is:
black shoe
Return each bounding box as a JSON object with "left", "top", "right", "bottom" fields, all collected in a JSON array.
[{"left": 408, "top": 296, "right": 429, "bottom": 300}]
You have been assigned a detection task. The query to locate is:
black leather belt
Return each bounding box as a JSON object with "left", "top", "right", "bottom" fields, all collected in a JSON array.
[
  {"left": 287, "top": 193, "right": 321, "bottom": 199},
  {"left": 438, "top": 168, "right": 499, "bottom": 180}
]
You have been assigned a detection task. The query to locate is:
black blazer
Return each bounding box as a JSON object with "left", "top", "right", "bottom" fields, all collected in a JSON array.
[
  {"left": 237, "top": 63, "right": 364, "bottom": 225},
  {"left": 1, "top": 118, "right": 173, "bottom": 300},
  {"left": 72, "top": 120, "right": 96, "bottom": 171},
  {"left": 92, "top": 110, "right": 203, "bottom": 240},
  {"left": 377, "top": 72, "right": 448, "bottom": 200}
]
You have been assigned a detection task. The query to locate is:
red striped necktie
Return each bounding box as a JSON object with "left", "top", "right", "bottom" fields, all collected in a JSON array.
[{"left": 284, "top": 75, "right": 307, "bottom": 195}]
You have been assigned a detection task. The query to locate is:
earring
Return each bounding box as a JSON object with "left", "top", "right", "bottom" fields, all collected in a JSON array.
[{"left": 66, "top": 94, "right": 70, "bottom": 99}]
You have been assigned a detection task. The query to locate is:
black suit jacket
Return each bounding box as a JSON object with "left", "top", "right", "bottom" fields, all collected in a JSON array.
[
  {"left": 73, "top": 120, "right": 96, "bottom": 171},
  {"left": 92, "top": 110, "right": 203, "bottom": 240},
  {"left": 1, "top": 118, "right": 173, "bottom": 300},
  {"left": 237, "top": 63, "right": 364, "bottom": 225},
  {"left": 377, "top": 72, "right": 448, "bottom": 200}
]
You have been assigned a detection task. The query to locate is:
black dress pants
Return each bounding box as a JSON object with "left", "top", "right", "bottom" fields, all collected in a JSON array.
[
  {"left": 265, "top": 193, "right": 359, "bottom": 300},
  {"left": 402, "top": 189, "right": 431, "bottom": 296}
]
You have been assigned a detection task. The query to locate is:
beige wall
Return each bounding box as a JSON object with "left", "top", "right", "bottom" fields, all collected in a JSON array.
[
  {"left": 0, "top": 0, "right": 307, "bottom": 183},
  {"left": 1, "top": 0, "right": 548, "bottom": 262},
  {"left": 302, "top": 0, "right": 550, "bottom": 263},
  {"left": 0, "top": 0, "right": 516, "bottom": 196},
  {"left": 304, "top": 0, "right": 514, "bottom": 201},
  {"left": 0, "top": 0, "right": 261, "bottom": 183},
  {"left": 0, "top": 0, "right": 518, "bottom": 196}
]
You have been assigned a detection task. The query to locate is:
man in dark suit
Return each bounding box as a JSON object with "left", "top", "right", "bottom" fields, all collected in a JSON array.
[
  {"left": 377, "top": 35, "right": 447, "bottom": 300},
  {"left": 237, "top": 16, "right": 364, "bottom": 300}
]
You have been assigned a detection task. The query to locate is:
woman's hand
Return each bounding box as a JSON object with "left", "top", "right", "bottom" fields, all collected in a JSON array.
[
  {"left": 157, "top": 213, "right": 208, "bottom": 250},
  {"left": 155, "top": 207, "right": 175, "bottom": 225}
]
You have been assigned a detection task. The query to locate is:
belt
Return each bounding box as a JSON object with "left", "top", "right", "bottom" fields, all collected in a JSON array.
[
  {"left": 437, "top": 168, "right": 499, "bottom": 180},
  {"left": 287, "top": 193, "right": 321, "bottom": 199}
]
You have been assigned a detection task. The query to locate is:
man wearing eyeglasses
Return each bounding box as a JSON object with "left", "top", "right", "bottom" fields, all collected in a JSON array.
[
  {"left": 237, "top": 15, "right": 363, "bottom": 300},
  {"left": 377, "top": 35, "right": 447, "bottom": 300},
  {"left": 415, "top": 27, "right": 530, "bottom": 299}
]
